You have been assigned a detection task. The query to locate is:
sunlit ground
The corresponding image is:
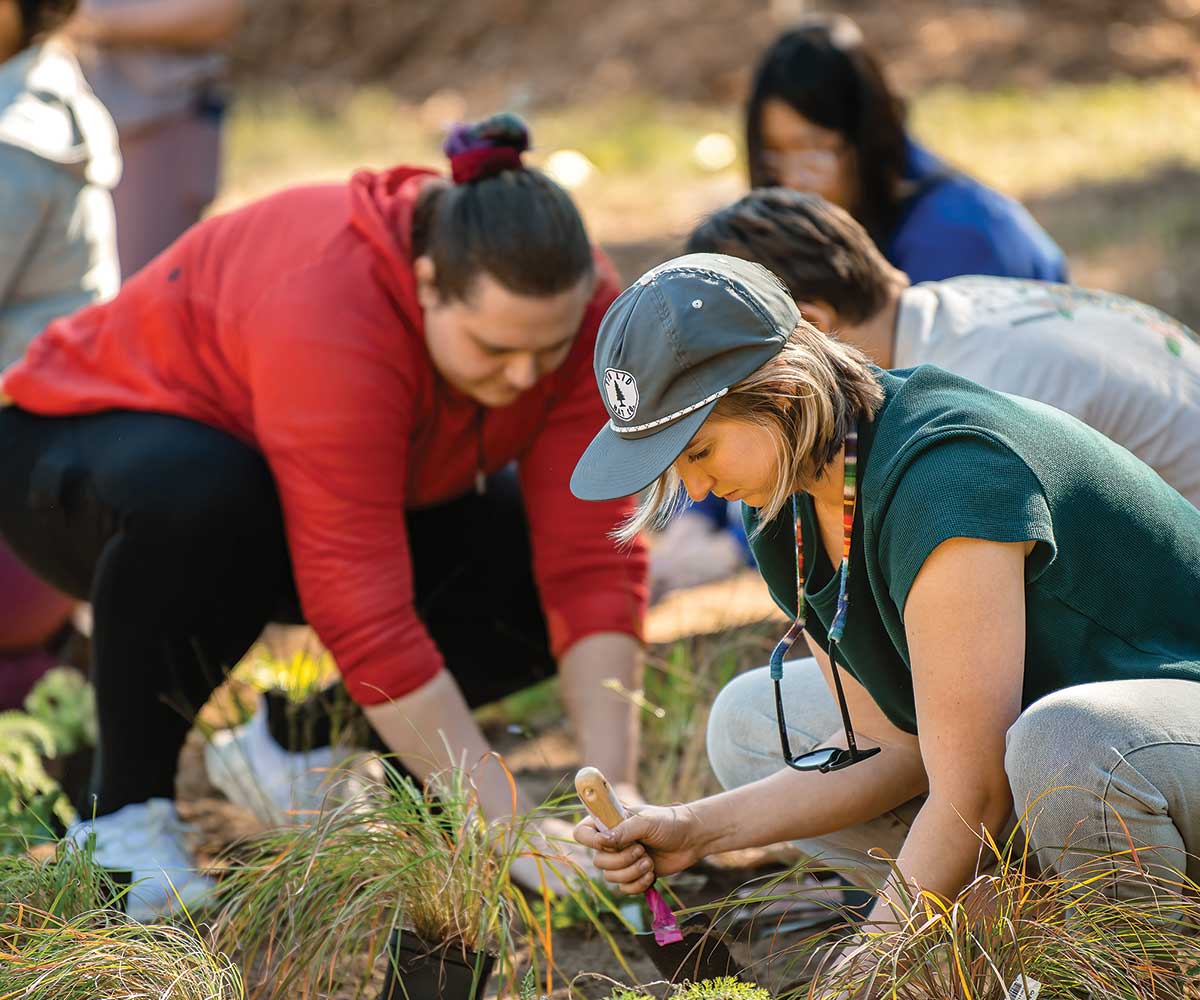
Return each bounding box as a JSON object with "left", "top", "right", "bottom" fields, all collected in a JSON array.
[{"left": 220, "top": 75, "right": 1200, "bottom": 326}]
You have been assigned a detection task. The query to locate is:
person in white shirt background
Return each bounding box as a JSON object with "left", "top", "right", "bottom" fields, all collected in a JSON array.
[{"left": 685, "top": 185, "right": 1200, "bottom": 508}]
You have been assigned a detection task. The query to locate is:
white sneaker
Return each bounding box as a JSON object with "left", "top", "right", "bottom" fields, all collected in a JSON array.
[
  {"left": 66, "top": 799, "right": 216, "bottom": 922},
  {"left": 204, "top": 695, "right": 352, "bottom": 825}
]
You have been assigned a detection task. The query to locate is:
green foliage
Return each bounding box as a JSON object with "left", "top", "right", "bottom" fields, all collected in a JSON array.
[
  {"left": 0, "top": 711, "right": 72, "bottom": 852},
  {"left": 23, "top": 666, "right": 96, "bottom": 756},
  {"left": 672, "top": 978, "right": 771, "bottom": 1000},
  {"left": 528, "top": 869, "right": 629, "bottom": 933},
  {"left": 604, "top": 989, "right": 655, "bottom": 1000},
  {"left": 0, "top": 668, "right": 96, "bottom": 853},
  {"left": 476, "top": 676, "right": 562, "bottom": 734},
  {"left": 519, "top": 967, "right": 541, "bottom": 1000}
]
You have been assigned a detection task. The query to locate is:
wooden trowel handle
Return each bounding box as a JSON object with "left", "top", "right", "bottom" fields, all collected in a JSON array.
[{"left": 575, "top": 766, "right": 626, "bottom": 830}]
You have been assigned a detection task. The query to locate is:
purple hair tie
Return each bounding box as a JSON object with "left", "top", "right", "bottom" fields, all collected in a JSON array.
[{"left": 443, "top": 114, "right": 530, "bottom": 184}]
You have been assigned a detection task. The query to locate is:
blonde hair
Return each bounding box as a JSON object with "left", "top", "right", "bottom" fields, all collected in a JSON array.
[{"left": 616, "top": 321, "right": 883, "bottom": 544}]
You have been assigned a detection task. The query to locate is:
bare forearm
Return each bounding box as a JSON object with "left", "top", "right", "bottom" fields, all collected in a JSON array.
[
  {"left": 866, "top": 790, "right": 1013, "bottom": 926},
  {"left": 558, "top": 632, "right": 642, "bottom": 792},
  {"left": 692, "top": 739, "right": 927, "bottom": 856},
  {"left": 363, "top": 670, "right": 533, "bottom": 821},
  {"left": 68, "top": 0, "right": 242, "bottom": 49}
]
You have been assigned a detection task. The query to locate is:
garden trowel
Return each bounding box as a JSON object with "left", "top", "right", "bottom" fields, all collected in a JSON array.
[{"left": 575, "top": 766, "right": 741, "bottom": 983}]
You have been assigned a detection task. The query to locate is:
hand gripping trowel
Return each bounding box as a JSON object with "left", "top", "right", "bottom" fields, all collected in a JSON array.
[{"left": 575, "top": 766, "right": 740, "bottom": 983}]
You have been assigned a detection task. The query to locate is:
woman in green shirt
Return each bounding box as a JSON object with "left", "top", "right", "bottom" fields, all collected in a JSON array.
[{"left": 570, "top": 252, "right": 1200, "bottom": 921}]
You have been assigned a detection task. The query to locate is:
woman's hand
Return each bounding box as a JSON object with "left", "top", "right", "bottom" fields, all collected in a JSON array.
[{"left": 573, "top": 802, "right": 707, "bottom": 894}]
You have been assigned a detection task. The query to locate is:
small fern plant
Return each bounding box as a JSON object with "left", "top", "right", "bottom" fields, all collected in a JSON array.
[
  {"left": 23, "top": 666, "right": 96, "bottom": 756},
  {"left": 0, "top": 711, "right": 73, "bottom": 853}
]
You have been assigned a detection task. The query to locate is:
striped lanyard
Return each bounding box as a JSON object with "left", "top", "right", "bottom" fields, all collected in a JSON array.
[{"left": 768, "top": 424, "right": 858, "bottom": 680}]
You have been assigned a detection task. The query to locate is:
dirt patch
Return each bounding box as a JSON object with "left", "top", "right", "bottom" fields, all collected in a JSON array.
[{"left": 233, "top": 0, "right": 1200, "bottom": 109}]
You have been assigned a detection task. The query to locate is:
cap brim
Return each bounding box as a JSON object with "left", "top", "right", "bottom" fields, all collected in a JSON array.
[{"left": 570, "top": 398, "right": 718, "bottom": 502}]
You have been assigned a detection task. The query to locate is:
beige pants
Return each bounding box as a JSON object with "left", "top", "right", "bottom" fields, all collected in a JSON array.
[{"left": 706, "top": 659, "right": 1200, "bottom": 898}]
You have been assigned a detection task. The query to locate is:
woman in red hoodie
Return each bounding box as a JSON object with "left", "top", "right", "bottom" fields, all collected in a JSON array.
[{"left": 0, "top": 113, "right": 647, "bottom": 918}]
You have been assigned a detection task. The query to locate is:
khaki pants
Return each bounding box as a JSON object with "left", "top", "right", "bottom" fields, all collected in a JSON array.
[{"left": 706, "top": 659, "right": 1200, "bottom": 898}]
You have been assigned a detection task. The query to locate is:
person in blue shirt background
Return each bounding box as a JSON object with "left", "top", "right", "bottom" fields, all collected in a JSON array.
[
  {"left": 654, "top": 12, "right": 1068, "bottom": 601},
  {"left": 744, "top": 13, "right": 1067, "bottom": 285}
]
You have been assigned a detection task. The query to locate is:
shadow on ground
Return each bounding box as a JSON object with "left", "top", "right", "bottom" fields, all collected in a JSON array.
[{"left": 1029, "top": 161, "right": 1200, "bottom": 330}]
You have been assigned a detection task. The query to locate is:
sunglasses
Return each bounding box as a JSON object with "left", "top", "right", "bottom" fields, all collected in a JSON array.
[
  {"left": 769, "top": 427, "right": 879, "bottom": 773},
  {"left": 771, "top": 632, "right": 880, "bottom": 774}
]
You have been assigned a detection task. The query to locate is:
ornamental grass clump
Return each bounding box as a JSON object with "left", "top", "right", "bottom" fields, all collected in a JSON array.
[
  {"left": 790, "top": 843, "right": 1200, "bottom": 1000},
  {"left": 211, "top": 756, "right": 573, "bottom": 1000},
  {"left": 0, "top": 839, "right": 124, "bottom": 928},
  {"left": 0, "top": 837, "right": 240, "bottom": 998},
  {"left": 0, "top": 908, "right": 244, "bottom": 999}
]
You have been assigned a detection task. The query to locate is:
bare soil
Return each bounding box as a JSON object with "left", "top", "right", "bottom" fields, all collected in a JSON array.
[{"left": 233, "top": 0, "right": 1200, "bottom": 109}]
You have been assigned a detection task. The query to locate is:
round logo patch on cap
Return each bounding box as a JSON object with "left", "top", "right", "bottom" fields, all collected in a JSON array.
[{"left": 603, "top": 367, "right": 639, "bottom": 421}]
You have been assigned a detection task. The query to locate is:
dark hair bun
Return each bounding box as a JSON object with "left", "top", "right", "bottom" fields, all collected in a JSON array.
[{"left": 443, "top": 112, "right": 531, "bottom": 184}]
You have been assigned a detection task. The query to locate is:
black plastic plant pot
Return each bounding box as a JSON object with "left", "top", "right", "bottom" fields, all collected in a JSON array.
[
  {"left": 97, "top": 866, "right": 131, "bottom": 911},
  {"left": 264, "top": 686, "right": 339, "bottom": 752},
  {"left": 379, "top": 930, "right": 496, "bottom": 1000}
]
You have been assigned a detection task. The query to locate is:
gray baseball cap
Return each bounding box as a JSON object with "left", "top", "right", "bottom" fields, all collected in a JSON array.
[{"left": 571, "top": 253, "right": 800, "bottom": 502}]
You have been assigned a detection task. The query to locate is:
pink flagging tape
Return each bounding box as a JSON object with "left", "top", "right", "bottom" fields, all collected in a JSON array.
[{"left": 646, "top": 886, "right": 683, "bottom": 945}]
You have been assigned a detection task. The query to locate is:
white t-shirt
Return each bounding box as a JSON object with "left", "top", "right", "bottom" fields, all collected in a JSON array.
[{"left": 893, "top": 276, "right": 1200, "bottom": 506}]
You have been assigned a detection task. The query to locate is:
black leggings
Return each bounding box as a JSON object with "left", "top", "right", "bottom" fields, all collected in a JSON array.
[{"left": 0, "top": 408, "right": 555, "bottom": 816}]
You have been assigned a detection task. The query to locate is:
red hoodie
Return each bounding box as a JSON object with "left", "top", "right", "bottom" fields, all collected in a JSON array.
[{"left": 2, "top": 166, "right": 647, "bottom": 704}]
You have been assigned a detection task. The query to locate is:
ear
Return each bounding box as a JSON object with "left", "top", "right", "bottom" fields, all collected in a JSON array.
[
  {"left": 414, "top": 256, "right": 440, "bottom": 311},
  {"left": 795, "top": 299, "right": 837, "bottom": 333}
]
